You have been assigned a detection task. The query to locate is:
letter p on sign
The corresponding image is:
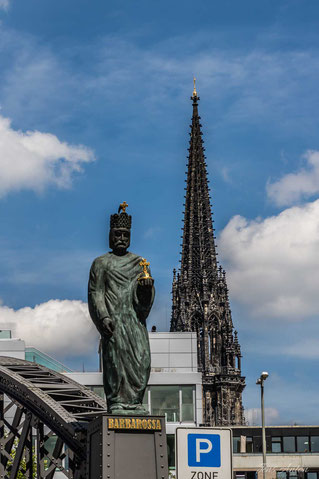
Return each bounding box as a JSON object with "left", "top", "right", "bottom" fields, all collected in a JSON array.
[
  {"left": 188, "top": 434, "right": 221, "bottom": 467},
  {"left": 196, "top": 438, "right": 213, "bottom": 462}
]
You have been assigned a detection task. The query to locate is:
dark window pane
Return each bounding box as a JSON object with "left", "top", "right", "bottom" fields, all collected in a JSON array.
[
  {"left": 307, "top": 473, "right": 317, "bottom": 479},
  {"left": 167, "top": 435, "right": 175, "bottom": 468},
  {"left": 272, "top": 437, "right": 282, "bottom": 453},
  {"left": 181, "top": 386, "right": 194, "bottom": 422},
  {"left": 272, "top": 442, "right": 282, "bottom": 453},
  {"left": 297, "top": 436, "right": 309, "bottom": 453},
  {"left": 311, "top": 436, "right": 319, "bottom": 453},
  {"left": 289, "top": 473, "right": 298, "bottom": 479},
  {"left": 277, "top": 472, "right": 287, "bottom": 479},
  {"left": 246, "top": 436, "right": 253, "bottom": 453},
  {"left": 246, "top": 473, "right": 257, "bottom": 479},
  {"left": 150, "top": 386, "right": 180, "bottom": 422},
  {"left": 283, "top": 436, "right": 296, "bottom": 453},
  {"left": 233, "top": 437, "right": 240, "bottom": 453}
]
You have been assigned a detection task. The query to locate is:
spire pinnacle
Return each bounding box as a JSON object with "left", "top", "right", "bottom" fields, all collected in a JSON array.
[{"left": 193, "top": 77, "right": 197, "bottom": 97}]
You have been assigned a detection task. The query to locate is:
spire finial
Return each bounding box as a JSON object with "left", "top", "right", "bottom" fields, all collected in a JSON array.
[
  {"left": 193, "top": 77, "right": 197, "bottom": 97},
  {"left": 118, "top": 201, "right": 128, "bottom": 214}
]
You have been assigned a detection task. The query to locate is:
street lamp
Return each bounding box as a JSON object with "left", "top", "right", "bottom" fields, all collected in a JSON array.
[{"left": 256, "top": 372, "right": 269, "bottom": 479}]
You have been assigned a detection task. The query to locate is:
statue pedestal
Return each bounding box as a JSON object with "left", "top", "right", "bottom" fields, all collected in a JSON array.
[{"left": 87, "top": 415, "right": 168, "bottom": 479}]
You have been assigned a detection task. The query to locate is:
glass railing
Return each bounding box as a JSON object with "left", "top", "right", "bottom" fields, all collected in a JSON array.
[{"left": 25, "top": 347, "right": 72, "bottom": 372}]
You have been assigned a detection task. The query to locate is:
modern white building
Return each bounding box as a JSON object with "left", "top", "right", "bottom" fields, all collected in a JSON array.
[
  {"left": 0, "top": 330, "right": 25, "bottom": 360},
  {"left": 66, "top": 332, "right": 202, "bottom": 427}
]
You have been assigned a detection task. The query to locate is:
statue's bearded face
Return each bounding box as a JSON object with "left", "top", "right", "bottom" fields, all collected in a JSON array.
[{"left": 109, "top": 227, "right": 131, "bottom": 253}]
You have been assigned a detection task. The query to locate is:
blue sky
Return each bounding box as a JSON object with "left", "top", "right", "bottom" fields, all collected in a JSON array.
[{"left": 0, "top": 0, "right": 319, "bottom": 425}]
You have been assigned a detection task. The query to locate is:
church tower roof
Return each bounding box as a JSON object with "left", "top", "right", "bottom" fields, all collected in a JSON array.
[
  {"left": 179, "top": 81, "right": 218, "bottom": 299},
  {"left": 170, "top": 81, "right": 246, "bottom": 426}
]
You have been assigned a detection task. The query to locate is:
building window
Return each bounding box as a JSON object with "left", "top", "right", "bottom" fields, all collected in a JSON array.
[
  {"left": 233, "top": 437, "right": 240, "bottom": 453},
  {"left": 306, "top": 473, "right": 318, "bottom": 479},
  {"left": 271, "top": 437, "right": 282, "bottom": 453},
  {"left": 88, "top": 386, "right": 105, "bottom": 399},
  {"left": 0, "top": 330, "right": 11, "bottom": 339},
  {"left": 235, "top": 473, "right": 257, "bottom": 479},
  {"left": 283, "top": 436, "right": 296, "bottom": 453},
  {"left": 142, "top": 385, "right": 195, "bottom": 423},
  {"left": 311, "top": 437, "right": 319, "bottom": 453},
  {"left": 276, "top": 472, "right": 298, "bottom": 479},
  {"left": 246, "top": 436, "right": 253, "bottom": 453},
  {"left": 151, "top": 385, "right": 180, "bottom": 422},
  {"left": 143, "top": 386, "right": 150, "bottom": 412},
  {"left": 167, "top": 435, "right": 175, "bottom": 468},
  {"left": 297, "top": 436, "right": 309, "bottom": 453},
  {"left": 181, "top": 386, "right": 194, "bottom": 422}
]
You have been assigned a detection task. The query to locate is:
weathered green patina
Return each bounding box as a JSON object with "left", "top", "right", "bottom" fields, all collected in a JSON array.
[{"left": 88, "top": 204, "right": 154, "bottom": 415}]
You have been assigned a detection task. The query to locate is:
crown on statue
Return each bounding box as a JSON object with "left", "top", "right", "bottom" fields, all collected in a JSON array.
[{"left": 110, "top": 202, "right": 132, "bottom": 230}]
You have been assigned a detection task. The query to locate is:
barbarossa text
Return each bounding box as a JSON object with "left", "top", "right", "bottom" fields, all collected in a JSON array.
[{"left": 107, "top": 418, "right": 162, "bottom": 431}]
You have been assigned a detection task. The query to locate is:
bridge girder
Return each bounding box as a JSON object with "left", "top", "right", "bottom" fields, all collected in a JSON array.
[{"left": 0, "top": 356, "right": 108, "bottom": 479}]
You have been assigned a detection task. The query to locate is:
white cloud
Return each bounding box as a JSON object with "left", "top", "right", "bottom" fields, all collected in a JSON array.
[
  {"left": 0, "top": 115, "right": 95, "bottom": 197},
  {"left": 0, "top": 0, "right": 9, "bottom": 10},
  {"left": 245, "top": 407, "right": 280, "bottom": 426},
  {"left": 219, "top": 199, "right": 319, "bottom": 320},
  {"left": 0, "top": 299, "right": 99, "bottom": 358},
  {"left": 267, "top": 150, "right": 319, "bottom": 206},
  {"left": 282, "top": 338, "right": 319, "bottom": 359}
]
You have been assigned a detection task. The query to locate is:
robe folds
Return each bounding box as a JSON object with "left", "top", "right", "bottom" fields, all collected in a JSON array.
[{"left": 88, "top": 251, "right": 154, "bottom": 409}]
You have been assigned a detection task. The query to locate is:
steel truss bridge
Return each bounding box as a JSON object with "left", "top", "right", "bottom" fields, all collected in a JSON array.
[{"left": 0, "top": 356, "right": 108, "bottom": 479}]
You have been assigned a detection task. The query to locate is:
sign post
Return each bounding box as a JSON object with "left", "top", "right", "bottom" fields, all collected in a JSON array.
[{"left": 176, "top": 428, "right": 232, "bottom": 479}]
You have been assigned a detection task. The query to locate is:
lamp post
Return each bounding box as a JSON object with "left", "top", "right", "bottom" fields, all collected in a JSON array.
[{"left": 256, "top": 372, "right": 269, "bottom": 479}]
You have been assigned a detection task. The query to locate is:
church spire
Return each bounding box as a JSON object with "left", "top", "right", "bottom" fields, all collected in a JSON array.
[
  {"left": 178, "top": 82, "right": 218, "bottom": 300},
  {"left": 171, "top": 83, "right": 246, "bottom": 426}
]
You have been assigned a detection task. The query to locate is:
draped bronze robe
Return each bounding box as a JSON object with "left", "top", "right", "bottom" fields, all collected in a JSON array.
[{"left": 88, "top": 251, "right": 154, "bottom": 410}]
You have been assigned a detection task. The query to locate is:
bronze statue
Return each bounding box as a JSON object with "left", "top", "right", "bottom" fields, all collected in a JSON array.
[{"left": 88, "top": 203, "right": 155, "bottom": 415}]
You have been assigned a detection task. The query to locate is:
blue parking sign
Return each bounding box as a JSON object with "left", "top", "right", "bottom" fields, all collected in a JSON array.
[{"left": 188, "top": 434, "right": 221, "bottom": 467}]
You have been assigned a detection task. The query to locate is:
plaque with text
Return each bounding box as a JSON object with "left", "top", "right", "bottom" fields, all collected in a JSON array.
[{"left": 87, "top": 415, "right": 168, "bottom": 479}]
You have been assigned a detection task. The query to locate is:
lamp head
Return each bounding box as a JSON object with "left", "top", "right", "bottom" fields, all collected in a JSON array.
[{"left": 256, "top": 372, "right": 269, "bottom": 385}]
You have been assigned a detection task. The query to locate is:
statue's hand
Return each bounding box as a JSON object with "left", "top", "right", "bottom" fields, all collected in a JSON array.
[
  {"left": 102, "top": 317, "right": 115, "bottom": 337},
  {"left": 138, "top": 278, "right": 154, "bottom": 288}
]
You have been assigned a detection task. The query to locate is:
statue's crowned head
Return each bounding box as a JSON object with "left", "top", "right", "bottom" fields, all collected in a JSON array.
[{"left": 109, "top": 202, "right": 132, "bottom": 254}]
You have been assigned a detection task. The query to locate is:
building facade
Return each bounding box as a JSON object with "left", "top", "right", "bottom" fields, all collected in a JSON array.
[
  {"left": 170, "top": 88, "right": 245, "bottom": 426},
  {"left": 232, "top": 426, "right": 319, "bottom": 479}
]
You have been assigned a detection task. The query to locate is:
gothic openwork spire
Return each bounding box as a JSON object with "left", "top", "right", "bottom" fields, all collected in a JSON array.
[
  {"left": 178, "top": 83, "right": 218, "bottom": 306},
  {"left": 170, "top": 84, "right": 246, "bottom": 426}
]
